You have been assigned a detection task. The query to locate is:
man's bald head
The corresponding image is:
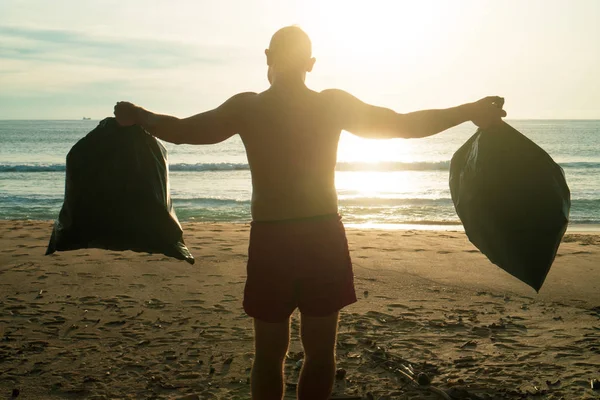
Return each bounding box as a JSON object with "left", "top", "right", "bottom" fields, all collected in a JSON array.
[{"left": 266, "top": 26, "right": 314, "bottom": 76}]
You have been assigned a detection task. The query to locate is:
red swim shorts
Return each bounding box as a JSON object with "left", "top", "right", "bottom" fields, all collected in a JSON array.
[{"left": 243, "top": 214, "right": 357, "bottom": 322}]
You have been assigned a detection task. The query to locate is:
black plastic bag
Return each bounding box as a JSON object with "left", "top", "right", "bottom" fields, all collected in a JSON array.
[
  {"left": 449, "top": 121, "right": 570, "bottom": 291},
  {"left": 46, "top": 117, "right": 194, "bottom": 264}
]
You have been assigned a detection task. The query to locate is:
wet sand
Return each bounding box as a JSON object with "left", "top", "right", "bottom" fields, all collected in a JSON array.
[{"left": 0, "top": 220, "right": 599, "bottom": 399}]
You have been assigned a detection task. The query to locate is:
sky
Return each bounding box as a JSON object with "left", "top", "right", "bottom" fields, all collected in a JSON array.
[{"left": 0, "top": 0, "right": 599, "bottom": 120}]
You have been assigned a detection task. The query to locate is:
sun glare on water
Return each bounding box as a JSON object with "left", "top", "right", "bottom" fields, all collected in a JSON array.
[{"left": 337, "top": 132, "right": 414, "bottom": 163}]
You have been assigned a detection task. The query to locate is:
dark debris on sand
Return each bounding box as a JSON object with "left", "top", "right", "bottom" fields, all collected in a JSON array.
[{"left": 334, "top": 339, "right": 580, "bottom": 400}]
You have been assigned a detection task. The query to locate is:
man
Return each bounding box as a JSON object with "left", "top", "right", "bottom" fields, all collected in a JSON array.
[{"left": 114, "top": 26, "right": 506, "bottom": 400}]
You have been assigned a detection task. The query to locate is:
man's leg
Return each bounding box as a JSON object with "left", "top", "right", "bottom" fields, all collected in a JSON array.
[
  {"left": 251, "top": 317, "right": 291, "bottom": 400},
  {"left": 297, "top": 312, "right": 339, "bottom": 400}
]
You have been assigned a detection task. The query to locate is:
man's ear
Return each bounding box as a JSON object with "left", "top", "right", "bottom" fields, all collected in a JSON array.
[
  {"left": 306, "top": 57, "right": 316, "bottom": 72},
  {"left": 265, "top": 49, "right": 272, "bottom": 66}
]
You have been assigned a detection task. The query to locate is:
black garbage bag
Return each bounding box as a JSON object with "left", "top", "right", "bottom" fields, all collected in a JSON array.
[
  {"left": 46, "top": 117, "right": 194, "bottom": 264},
  {"left": 449, "top": 121, "right": 570, "bottom": 291}
]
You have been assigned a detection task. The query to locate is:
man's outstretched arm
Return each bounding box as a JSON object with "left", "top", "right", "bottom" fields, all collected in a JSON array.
[
  {"left": 114, "top": 92, "right": 255, "bottom": 145},
  {"left": 322, "top": 89, "right": 506, "bottom": 139}
]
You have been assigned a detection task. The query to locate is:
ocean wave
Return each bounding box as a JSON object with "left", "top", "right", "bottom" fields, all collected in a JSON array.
[
  {"left": 0, "top": 194, "right": 63, "bottom": 203},
  {"left": 2, "top": 193, "right": 599, "bottom": 207},
  {"left": 0, "top": 163, "right": 250, "bottom": 173},
  {"left": 336, "top": 161, "right": 450, "bottom": 171},
  {"left": 174, "top": 197, "right": 456, "bottom": 208},
  {"left": 170, "top": 161, "right": 454, "bottom": 172},
  {"left": 170, "top": 163, "right": 249, "bottom": 172},
  {"left": 2, "top": 160, "right": 599, "bottom": 173},
  {"left": 2, "top": 196, "right": 600, "bottom": 224},
  {"left": 0, "top": 164, "right": 66, "bottom": 172},
  {"left": 0, "top": 161, "right": 451, "bottom": 173},
  {"left": 173, "top": 197, "right": 251, "bottom": 206},
  {"left": 559, "top": 162, "right": 600, "bottom": 169},
  {"left": 339, "top": 197, "right": 453, "bottom": 206}
]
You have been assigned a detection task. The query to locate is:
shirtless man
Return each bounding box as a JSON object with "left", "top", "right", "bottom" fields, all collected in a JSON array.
[{"left": 114, "top": 26, "right": 506, "bottom": 400}]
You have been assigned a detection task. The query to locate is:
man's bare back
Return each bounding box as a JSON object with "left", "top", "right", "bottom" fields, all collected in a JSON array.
[{"left": 236, "top": 88, "right": 343, "bottom": 221}]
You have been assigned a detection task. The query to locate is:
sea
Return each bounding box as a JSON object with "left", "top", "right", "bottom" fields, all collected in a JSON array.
[{"left": 1, "top": 119, "right": 599, "bottom": 230}]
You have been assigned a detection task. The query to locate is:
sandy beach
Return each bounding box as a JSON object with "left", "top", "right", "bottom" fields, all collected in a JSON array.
[{"left": 1, "top": 220, "right": 599, "bottom": 399}]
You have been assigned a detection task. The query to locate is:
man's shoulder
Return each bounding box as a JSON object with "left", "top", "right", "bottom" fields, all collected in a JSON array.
[
  {"left": 319, "top": 88, "right": 347, "bottom": 96},
  {"left": 319, "top": 88, "right": 356, "bottom": 105},
  {"left": 218, "top": 92, "right": 258, "bottom": 116},
  {"left": 227, "top": 91, "right": 259, "bottom": 105}
]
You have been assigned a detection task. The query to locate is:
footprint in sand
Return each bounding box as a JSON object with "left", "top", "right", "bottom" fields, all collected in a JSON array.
[
  {"left": 143, "top": 299, "right": 168, "bottom": 309},
  {"left": 470, "top": 326, "right": 491, "bottom": 337},
  {"left": 128, "top": 283, "right": 145, "bottom": 289},
  {"left": 387, "top": 303, "right": 409, "bottom": 309},
  {"left": 182, "top": 299, "right": 205, "bottom": 304},
  {"left": 103, "top": 320, "right": 127, "bottom": 327}
]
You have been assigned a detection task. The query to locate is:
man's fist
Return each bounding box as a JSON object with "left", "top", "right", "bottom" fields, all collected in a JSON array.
[
  {"left": 114, "top": 101, "right": 140, "bottom": 126},
  {"left": 470, "top": 96, "right": 507, "bottom": 129}
]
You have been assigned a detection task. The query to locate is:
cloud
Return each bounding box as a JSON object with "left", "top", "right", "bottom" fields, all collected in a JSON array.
[
  {"left": 0, "top": 25, "right": 249, "bottom": 68},
  {"left": 0, "top": 24, "right": 263, "bottom": 106}
]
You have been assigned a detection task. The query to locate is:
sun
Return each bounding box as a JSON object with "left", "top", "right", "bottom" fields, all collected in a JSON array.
[{"left": 296, "top": 1, "right": 453, "bottom": 69}]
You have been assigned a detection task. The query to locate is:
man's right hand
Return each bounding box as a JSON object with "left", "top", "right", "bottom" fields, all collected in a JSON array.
[{"left": 469, "top": 96, "right": 507, "bottom": 129}]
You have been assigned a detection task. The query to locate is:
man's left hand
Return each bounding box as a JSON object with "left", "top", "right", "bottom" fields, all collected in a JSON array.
[{"left": 114, "top": 101, "right": 141, "bottom": 126}]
